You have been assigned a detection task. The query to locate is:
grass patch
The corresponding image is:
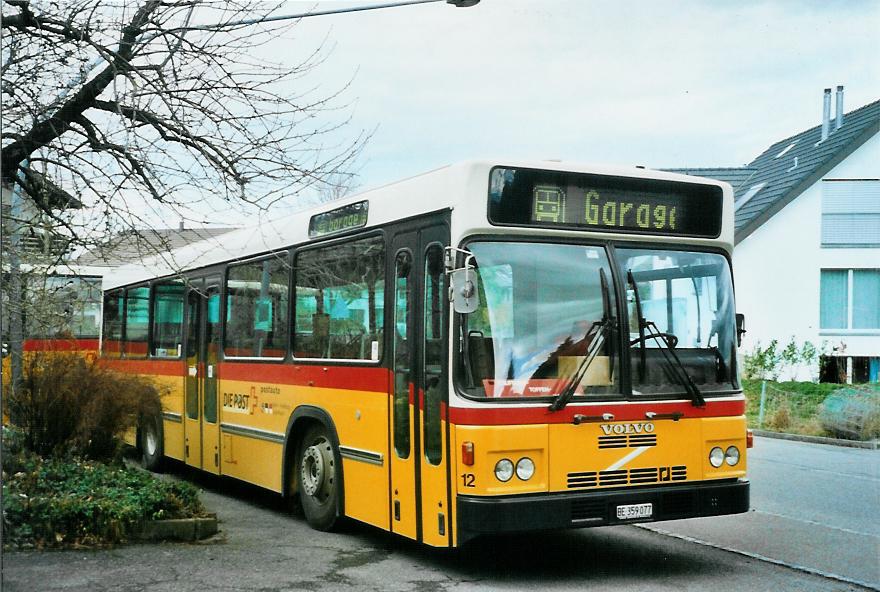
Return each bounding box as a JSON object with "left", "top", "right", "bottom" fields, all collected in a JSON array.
[
  {"left": 2, "top": 442, "right": 205, "bottom": 549},
  {"left": 743, "top": 379, "right": 876, "bottom": 439}
]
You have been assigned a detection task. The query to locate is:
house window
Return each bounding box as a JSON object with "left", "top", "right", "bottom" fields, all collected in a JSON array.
[
  {"left": 853, "top": 270, "right": 880, "bottom": 329},
  {"left": 821, "top": 180, "right": 880, "bottom": 247},
  {"left": 820, "top": 269, "right": 880, "bottom": 331}
]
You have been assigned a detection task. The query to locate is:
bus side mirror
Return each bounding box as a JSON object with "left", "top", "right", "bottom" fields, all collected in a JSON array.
[
  {"left": 450, "top": 268, "right": 480, "bottom": 314},
  {"left": 735, "top": 313, "right": 746, "bottom": 347}
]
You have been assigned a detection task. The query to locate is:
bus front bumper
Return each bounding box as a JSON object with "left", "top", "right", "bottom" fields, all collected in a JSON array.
[{"left": 457, "top": 479, "right": 749, "bottom": 545}]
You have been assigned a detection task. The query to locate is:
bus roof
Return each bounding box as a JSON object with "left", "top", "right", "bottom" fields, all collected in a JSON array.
[{"left": 104, "top": 160, "right": 733, "bottom": 290}]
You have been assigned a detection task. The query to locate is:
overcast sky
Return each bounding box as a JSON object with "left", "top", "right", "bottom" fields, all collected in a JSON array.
[{"left": 252, "top": 0, "right": 879, "bottom": 198}]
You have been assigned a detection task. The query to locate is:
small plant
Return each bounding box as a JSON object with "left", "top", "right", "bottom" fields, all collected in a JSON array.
[
  {"left": 5, "top": 351, "right": 162, "bottom": 460},
  {"left": 781, "top": 337, "right": 800, "bottom": 381},
  {"left": 800, "top": 341, "right": 819, "bottom": 381},
  {"left": 743, "top": 339, "right": 783, "bottom": 380}
]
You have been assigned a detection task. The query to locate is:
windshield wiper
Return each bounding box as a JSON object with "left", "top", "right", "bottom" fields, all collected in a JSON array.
[
  {"left": 549, "top": 269, "right": 614, "bottom": 412},
  {"left": 627, "top": 270, "right": 705, "bottom": 408}
]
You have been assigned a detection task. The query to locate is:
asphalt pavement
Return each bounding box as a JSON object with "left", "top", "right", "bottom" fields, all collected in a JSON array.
[
  {"left": 2, "top": 437, "right": 878, "bottom": 592},
  {"left": 641, "top": 436, "right": 880, "bottom": 589}
]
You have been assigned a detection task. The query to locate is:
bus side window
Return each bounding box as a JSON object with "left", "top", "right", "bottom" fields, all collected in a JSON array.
[
  {"left": 226, "top": 255, "right": 290, "bottom": 358},
  {"left": 101, "top": 290, "right": 124, "bottom": 357},
  {"left": 124, "top": 286, "right": 149, "bottom": 358},
  {"left": 294, "top": 235, "right": 385, "bottom": 361},
  {"left": 151, "top": 280, "right": 185, "bottom": 358}
]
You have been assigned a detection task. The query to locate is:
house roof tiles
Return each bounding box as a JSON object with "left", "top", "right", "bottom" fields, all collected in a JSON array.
[{"left": 665, "top": 96, "right": 880, "bottom": 243}]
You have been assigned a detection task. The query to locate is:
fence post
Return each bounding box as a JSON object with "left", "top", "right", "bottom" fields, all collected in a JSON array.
[{"left": 758, "top": 380, "right": 767, "bottom": 427}]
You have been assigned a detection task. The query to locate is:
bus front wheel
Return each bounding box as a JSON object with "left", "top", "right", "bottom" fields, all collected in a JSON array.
[
  {"left": 140, "top": 414, "right": 164, "bottom": 472},
  {"left": 297, "top": 424, "right": 339, "bottom": 531}
]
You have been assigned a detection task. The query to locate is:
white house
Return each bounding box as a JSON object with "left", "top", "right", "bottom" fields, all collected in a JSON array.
[{"left": 670, "top": 88, "right": 880, "bottom": 383}]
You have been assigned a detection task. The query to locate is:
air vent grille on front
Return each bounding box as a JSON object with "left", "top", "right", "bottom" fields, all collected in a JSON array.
[
  {"left": 571, "top": 498, "right": 605, "bottom": 522},
  {"left": 567, "top": 465, "right": 687, "bottom": 489},
  {"left": 598, "top": 434, "right": 657, "bottom": 448}
]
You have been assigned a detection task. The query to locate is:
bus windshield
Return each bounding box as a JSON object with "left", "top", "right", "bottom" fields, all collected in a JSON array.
[
  {"left": 458, "top": 241, "right": 738, "bottom": 399},
  {"left": 459, "top": 242, "right": 620, "bottom": 398},
  {"left": 620, "top": 248, "right": 738, "bottom": 396}
]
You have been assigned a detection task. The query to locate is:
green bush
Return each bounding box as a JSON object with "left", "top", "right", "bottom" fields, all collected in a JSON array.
[
  {"left": 5, "top": 351, "right": 162, "bottom": 460},
  {"left": 2, "top": 439, "right": 204, "bottom": 549}
]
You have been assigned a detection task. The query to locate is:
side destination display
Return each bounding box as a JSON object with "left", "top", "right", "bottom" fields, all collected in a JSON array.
[
  {"left": 309, "top": 201, "right": 369, "bottom": 238},
  {"left": 488, "top": 166, "right": 723, "bottom": 238}
]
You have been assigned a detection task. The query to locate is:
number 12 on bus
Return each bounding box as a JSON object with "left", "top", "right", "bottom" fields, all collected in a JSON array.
[{"left": 103, "top": 160, "right": 750, "bottom": 548}]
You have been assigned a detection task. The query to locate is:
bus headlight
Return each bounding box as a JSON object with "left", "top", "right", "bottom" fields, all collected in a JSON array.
[
  {"left": 709, "top": 447, "right": 724, "bottom": 468},
  {"left": 494, "top": 459, "right": 514, "bottom": 482},
  {"left": 515, "top": 457, "right": 535, "bottom": 481},
  {"left": 725, "top": 446, "right": 741, "bottom": 466}
]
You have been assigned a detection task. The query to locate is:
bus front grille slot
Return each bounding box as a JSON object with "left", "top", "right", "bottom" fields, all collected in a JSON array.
[
  {"left": 598, "top": 436, "right": 627, "bottom": 449},
  {"left": 598, "top": 434, "right": 657, "bottom": 449},
  {"left": 567, "top": 466, "right": 688, "bottom": 489},
  {"left": 567, "top": 471, "right": 598, "bottom": 488}
]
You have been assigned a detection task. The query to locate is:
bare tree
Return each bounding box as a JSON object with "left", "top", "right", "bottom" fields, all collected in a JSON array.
[
  {"left": 1, "top": 0, "right": 369, "bottom": 390},
  {"left": 2, "top": 0, "right": 367, "bottom": 230},
  {"left": 315, "top": 170, "right": 361, "bottom": 204}
]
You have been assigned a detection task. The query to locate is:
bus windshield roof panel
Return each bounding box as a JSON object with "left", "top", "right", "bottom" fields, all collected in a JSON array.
[{"left": 488, "top": 166, "right": 723, "bottom": 238}]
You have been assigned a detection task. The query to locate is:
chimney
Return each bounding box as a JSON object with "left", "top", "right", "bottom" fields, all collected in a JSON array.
[
  {"left": 821, "top": 88, "right": 831, "bottom": 141},
  {"left": 179, "top": 219, "right": 185, "bottom": 231},
  {"left": 835, "top": 85, "right": 844, "bottom": 130}
]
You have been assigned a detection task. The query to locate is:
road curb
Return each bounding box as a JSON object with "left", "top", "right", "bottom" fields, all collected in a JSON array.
[
  {"left": 134, "top": 513, "right": 219, "bottom": 542},
  {"left": 753, "top": 429, "right": 879, "bottom": 450}
]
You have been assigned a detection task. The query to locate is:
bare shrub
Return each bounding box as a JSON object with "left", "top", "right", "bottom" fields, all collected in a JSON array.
[
  {"left": 6, "top": 352, "right": 161, "bottom": 460},
  {"left": 765, "top": 403, "right": 791, "bottom": 431}
]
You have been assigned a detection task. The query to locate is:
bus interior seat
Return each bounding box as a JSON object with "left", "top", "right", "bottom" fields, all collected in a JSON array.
[
  {"left": 467, "top": 332, "right": 494, "bottom": 381},
  {"left": 637, "top": 348, "right": 722, "bottom": 387}
]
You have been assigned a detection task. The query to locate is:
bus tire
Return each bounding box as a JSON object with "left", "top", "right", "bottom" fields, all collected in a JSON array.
[
  {"left": 140, "top": 414, "right": 164, "bottom": 472},
  {"left": 297, "top": 424, "right": 339, "bottom": 531}
]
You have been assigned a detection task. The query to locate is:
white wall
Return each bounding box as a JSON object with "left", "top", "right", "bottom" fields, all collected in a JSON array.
[{"left": 734, "top": 131, "right": 880, "bottom": 380}]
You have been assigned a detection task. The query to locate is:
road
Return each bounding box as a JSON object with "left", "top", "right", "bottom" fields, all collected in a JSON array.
[
  {"left": 641, "top": 436, "right": 880, "bottom": 589},
  {"left": 3, "top": 436, "right": 878, "bottom": 592}
]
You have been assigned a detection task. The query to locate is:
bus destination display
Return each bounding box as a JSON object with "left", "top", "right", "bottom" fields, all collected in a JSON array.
[
  {"left": 489, "top": 167, "right": 723, "bottom": 238},
  {"left": 309, "top": 200, "right": 369, "bottom": 238}
]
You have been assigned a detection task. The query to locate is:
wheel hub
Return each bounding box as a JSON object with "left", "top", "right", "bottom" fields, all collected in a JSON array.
[
  {"left": 145, "top": 428, "right": 157, "bottom": 456},
  {"left": 301, "top": 444, "right": 327, "bottom": 497}
]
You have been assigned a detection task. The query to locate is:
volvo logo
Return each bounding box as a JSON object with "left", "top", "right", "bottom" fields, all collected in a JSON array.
[{"left": 599, "top": 422, "right": 655, "bottom": 435}]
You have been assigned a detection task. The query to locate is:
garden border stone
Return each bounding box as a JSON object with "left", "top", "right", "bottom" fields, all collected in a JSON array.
[
  {"left": 133, "top": 513, "right": 218, "bottom": 542},
  {"left": 754, "top": 429, "right": 879, "bottom": 450}
]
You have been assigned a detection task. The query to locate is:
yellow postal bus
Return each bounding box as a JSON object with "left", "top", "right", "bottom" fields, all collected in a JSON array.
[{"left": 103, "top": 160, "right": 750, "bottom": 547}]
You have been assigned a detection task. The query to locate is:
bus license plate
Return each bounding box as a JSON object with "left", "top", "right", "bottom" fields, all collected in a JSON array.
[{"left": 616, "top": 503, "right": 653, "bottom": 520}]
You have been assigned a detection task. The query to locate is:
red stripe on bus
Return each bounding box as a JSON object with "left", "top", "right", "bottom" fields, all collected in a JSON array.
[
  {"left": 23, "top": 338, "right": 99, "bottom": 352},
  {"left": 101, "top": 358, "right": 185, "bottom": 376},
  {"left": 448, "top": 398, "right": 745, "bottom": 426},
  {"left": 219, "top": 362, "right": 390, "bottom": 392}
]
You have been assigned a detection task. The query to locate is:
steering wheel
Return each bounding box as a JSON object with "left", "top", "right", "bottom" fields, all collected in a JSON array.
[{"left": 630, "top": 332, "right": 678, "bottom": 348}]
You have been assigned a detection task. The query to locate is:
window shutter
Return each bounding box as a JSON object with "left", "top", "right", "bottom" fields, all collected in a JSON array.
[{"left": 821, "top": 181, "right": 880, "bottom": 247}]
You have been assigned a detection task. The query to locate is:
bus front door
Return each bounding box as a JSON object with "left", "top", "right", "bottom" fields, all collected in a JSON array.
[
  {"left": 184, "top": 278, "right": 221, "bottom": 474},
  {"left": 389, "top": 218, "right": 451, "bottom": 546}
]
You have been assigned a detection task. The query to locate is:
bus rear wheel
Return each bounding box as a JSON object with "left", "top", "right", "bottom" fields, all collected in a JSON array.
[
  {"left": 297, "top": 425, "right": 339, "bottom": 531},
  {"left": 139, "top": 414, "right": 164, "bottom": 472}
]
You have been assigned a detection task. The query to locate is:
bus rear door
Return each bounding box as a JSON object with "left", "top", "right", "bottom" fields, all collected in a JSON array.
[{"left": 184, "top": 277, "right": 222, "bottom": 474}]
